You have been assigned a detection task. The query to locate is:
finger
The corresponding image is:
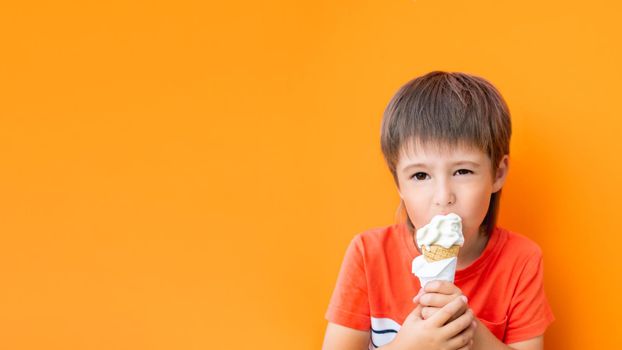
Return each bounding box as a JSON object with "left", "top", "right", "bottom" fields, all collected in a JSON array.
[
  {"left": 419, "top": 293, "right": 466, "bottom": 323},
  {"left": 419, "top": 292, "right": 454, "bottom": 307},
  {"left": 447, "top": 319, "right": 476, "bottom": 349},
  {"left": 455, "top": 339, "right": 474, "bottom": 350},
  {"left": 412, "top": 288, "right": 425, "bottom": 304},
  {"left": 447, "top": 308, "right": 464, "bottom": 323},
  {"left": 429, "top": 295, "right": 468, "bottom": 327},
  {"left": 442, "top": 308, "right": 474, "bottom": 339},
  {"left": 424, "top": 280, "right": 462, "bottom": 295},
  {"left": 436, "top": 307, "right": 466, "bottom": 324},
  {"left": 422, "top": 306, "right": 437, "bottom": 319},
  {"left": 406, "top": 303, "right": 424, "bottom": 322}
]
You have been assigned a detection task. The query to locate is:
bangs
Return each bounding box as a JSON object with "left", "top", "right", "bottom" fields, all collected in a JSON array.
[{"left": 381, "top": 71, "right": 511, "bottom": 181}]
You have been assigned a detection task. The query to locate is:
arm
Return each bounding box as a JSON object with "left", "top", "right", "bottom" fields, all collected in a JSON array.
[
  {"left": 509, "top": 336, "right": 543, "bottom": 350},
  {"left": 321, "top": 322, "right": 370, "bottom": 350},
  {"left": 471, "top": 318, "right": 543, "bottom": 350}
]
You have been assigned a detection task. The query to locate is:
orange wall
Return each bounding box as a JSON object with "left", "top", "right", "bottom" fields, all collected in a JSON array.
[{"left": 1, "top": 0, "right": 621, "bottom": 349}]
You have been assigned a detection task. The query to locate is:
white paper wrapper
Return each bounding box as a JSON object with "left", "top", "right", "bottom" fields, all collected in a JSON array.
[{"left": 411, "top": 255, "right": 457, "bottom": 288}]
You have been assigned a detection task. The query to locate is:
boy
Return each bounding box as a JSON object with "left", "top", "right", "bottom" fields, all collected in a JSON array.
[{"left": 322, "top": 71, "right": 555, "bottom": 350}]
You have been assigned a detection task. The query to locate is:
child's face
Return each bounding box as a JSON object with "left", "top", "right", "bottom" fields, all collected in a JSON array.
[{"left": 395, "top": 139, "right": 509, "bottom": 241}]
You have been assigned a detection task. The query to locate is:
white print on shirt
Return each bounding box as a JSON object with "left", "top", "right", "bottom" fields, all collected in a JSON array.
[{"left": 369, "top": 317, "right": 401, "bottom": 349}]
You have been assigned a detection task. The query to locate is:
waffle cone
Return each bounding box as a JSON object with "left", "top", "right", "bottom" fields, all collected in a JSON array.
[{"left": 422, "top": 245, "right": 460, "bottom": 262}]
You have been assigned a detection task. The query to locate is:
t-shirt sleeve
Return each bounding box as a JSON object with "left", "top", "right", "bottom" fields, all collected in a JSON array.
[
  {"left": 505, "top": 249, "right": 556, "bottom": 344},
  {"left": 324, "top": 235, "right": 371, "bottom": 331}
]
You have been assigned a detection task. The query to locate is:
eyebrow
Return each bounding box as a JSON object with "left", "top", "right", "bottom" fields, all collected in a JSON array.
[{"left": 402, "top": 161, "right": 481, "bottom": 172}]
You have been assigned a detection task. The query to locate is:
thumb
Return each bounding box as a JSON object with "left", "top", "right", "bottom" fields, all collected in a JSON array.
[
  {"left": 405, "top": 303, "right": 423, "bottom": 323},
  {"left": 412, "top": 288, "right": 424, "bottom": 304}
]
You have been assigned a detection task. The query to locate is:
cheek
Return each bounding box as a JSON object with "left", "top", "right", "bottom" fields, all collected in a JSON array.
[
  {"left": 401, "top": 190, "right": 431, "bottom": 227},
  {"left": 460, "top": 186, "right": 492, "bottom": 222}
]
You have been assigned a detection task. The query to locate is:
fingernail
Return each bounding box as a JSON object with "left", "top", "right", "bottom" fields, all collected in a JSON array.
[{"left": 461, "top": 295, "right": 468, "bottom": 303}]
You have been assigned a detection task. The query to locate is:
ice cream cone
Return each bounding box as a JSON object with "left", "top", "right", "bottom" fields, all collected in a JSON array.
[{"left": 422, "top": 244, "right": 460, "bottom": 262}]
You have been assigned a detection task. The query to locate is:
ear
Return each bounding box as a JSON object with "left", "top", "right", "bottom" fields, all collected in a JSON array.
[{"left": 492, "top": 155, "right": 509, "bottom": 193}]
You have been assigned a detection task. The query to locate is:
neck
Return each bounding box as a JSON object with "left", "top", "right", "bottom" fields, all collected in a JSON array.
[{"left": 456, "top": 232, "right": 489, "bottom": 270}]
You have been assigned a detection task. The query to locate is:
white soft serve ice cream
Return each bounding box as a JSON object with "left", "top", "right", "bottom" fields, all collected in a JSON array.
[
  {"left": 411, "top": 213, "right": 465, "bottom": 287},
  {"left": 416, "top": 213, "right": 464, "bottom": 251}
]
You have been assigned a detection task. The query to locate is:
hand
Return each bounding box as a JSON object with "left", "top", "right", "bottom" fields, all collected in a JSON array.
[
  {"left": 413, "top": 280, "right": 465, "bottom": 321},
  {"left": 389, "top": 295, "right": 476, "bottom": 350}
]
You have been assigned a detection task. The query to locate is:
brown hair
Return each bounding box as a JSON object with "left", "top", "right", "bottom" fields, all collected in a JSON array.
[{"left": 380, "top": 71, "right": 512, "bottom": 236}]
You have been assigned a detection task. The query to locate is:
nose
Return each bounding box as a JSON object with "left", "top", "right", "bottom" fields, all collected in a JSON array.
[{"left": 433, "top": 178, "right": 456, "bottom": 207}]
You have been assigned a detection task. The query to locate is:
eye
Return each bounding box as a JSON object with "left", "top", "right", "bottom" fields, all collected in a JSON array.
[
  {"left": 454, "top": 169, "right": 473, "bottom": 176},
  {"left": 410, "top": 172, "right": 430, "bottom": 181}
]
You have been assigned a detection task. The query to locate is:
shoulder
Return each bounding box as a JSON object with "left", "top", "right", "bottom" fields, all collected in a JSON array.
[
  {"left": 501, "top": 227, "right": 543, "bottom": 255},
  {"left": 344, "top": 223, "right": 406, "bottom": 263},
  {"left": 351, "top": 223, "right": 403, "bottom": 250},
  {"left": 497, "top": 226, "right": 544, "bottom": 264}
]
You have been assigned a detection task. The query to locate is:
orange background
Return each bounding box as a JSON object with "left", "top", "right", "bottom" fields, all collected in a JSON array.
[{"left": 1, "top": 0, "right": 621, "bottom": 349}]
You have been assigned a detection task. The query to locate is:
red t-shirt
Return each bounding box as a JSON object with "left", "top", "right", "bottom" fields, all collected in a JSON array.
[{"left": 325, "top": 223, "right": 555, "bottom": 347}]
